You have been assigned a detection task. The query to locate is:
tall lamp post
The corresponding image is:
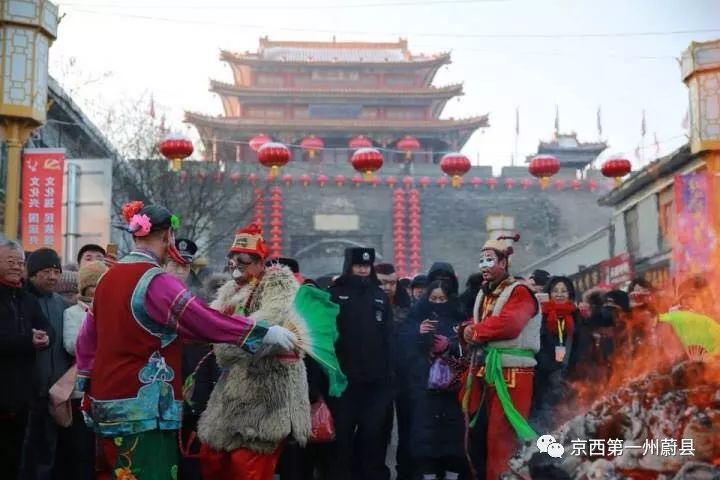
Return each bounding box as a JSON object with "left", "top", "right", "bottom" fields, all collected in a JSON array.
[
  {"left": 0, "top": 0, "right": 59, "bottom": 240},
  {"left": 682, "top": 39, "right": 720, "bottom": 160}
]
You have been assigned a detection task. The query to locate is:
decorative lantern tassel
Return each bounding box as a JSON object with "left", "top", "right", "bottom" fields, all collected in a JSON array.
[
  {"left": 363, "top": 171, "right": 373, "bottom": 181},
  {"left": 172, "top": 158, "right": 182, "bottom": 172},
  {"left": 614, "top": 177, "right": 622, "bottom": 187},
  {"left": 451, "top": 175, "right": 461, "bottom": 188},
  {"left": 270, "top": 165, "right": 279, "bottom": 177},
  {"left": 540, "top": 177, "right": 549, "bottom": 190},
  {"left": 309, "top": 150, "right": 316, "bottom": 159},
  {"left": 405, "top": 151, "right": 412, "bottom": 160}
]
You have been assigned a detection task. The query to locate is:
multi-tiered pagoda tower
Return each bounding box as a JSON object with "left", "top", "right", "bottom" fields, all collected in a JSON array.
[{"left": 185, "top": 37, "right": 488, "bottom": 164}]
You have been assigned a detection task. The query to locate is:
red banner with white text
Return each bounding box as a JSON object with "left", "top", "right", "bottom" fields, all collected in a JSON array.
[{"left": 20, "top": 149, "right": 65, "bottom": 253}]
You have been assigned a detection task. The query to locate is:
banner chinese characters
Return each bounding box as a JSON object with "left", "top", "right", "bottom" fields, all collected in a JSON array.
[
  {"left": 20, "top": 149, "right": 65, "bottom": 253},
  {"left": 672, "top": 171, "right": 716, "bottom": 279}
]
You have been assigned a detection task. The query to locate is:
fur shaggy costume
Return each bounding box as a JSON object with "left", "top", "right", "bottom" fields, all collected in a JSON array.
[{"left": 198, "top": 265, "right": 311, "bottom": 453}]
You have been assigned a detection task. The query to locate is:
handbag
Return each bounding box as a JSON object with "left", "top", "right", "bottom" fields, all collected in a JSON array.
[
  {"left": 308, "top": 396, "right": 335, "bottom": 443},
  {"left": 49, "top": 365, "right": 76, "bottom": 427},
  {"left": 427, "top": 355, "right": 467, "bottom": 391}
]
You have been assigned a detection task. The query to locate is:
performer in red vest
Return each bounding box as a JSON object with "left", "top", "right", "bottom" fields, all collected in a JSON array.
[
  {"left": 459, "top": 236, "right": 540, "bottom": 480},
  {"left": 75, "top": 201, "right": 297, "bottom": 480}
]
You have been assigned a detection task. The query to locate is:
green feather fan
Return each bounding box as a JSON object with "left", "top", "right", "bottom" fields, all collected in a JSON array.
[
  {"left": 290, "top": 285, "right": 348, "bottom": 397},
  {"left": 659, "top": 310, "right": 720, "bottom": 361}
]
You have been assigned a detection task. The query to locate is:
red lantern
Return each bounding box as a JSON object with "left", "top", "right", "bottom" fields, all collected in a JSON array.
[
  {"left": 270, "top": 219, "right": 282, "bottom": 228},
  {"left": 385, "top": 176, "right": 398, "bottom": 188},
  {"left": 247, "top": 173, "right": 258, "bottom": 185},
  {"left": 299, "top": 174, "right": 311, "bottom": 187},
  {"left": 265, "top": 174, "right": 277, "bottom": 184},
  {"left": 471, "top": 177, "right": 482, "bottom": 189},
  {"left": 159, "top": 132, "right": 194, "bottom": 172},
  {"left": 282, "top": 174, "right": 293, "bottom": 186},
  {"left": 486, "top": 178, "right": 498, "bottom": 190},
  {"left": 520, "top": 178, "right": 532, "bottom": 190},
  {"left": 402, "top": 176, "right": 414, "bottom": 189},
  {"left": 335, "top": 175, "right": 346, "bottom": 187},
  {"left": 370, "top": 176, "right": 382, "bottom": 188},
  {"left": 571, "top": 179, "right": 582, "bottom": 191},
  {"left": 249, "top": 134, "right": 271, "bottom": 152},
  {"left": 601, "top": 158, "right": 632, "bottom": 186},
  {"left": 229, "top": 172, "right": 241, "bottom": 184},
  {"left": 397, "top": 136, "right": 420, "bottom": 160},
  {"left": 257, "top": 142, "right": 291, "bottom": 176},
  {"left": 504, "top": 178, "right": 515, "bottom": 190},
  {"left": 419, "top": 177, "right": 431, "bottom": 189},
  {"left": 271, "top": 211, "right": 282, "bottom": 219},
  {"left": 317, "top": 174, "right": 328, "bottom": 188},
  {"left": 439, "top": 153, "right": 471, "bottom": 188},
  {"left": 588, "top": 180, "right": 598, "bottom": 192},
  {"left": 300, "top": 135, "right": 324, "bottom": 159},
  {"left": 528, "top": 155, "right": 560, "bottom": 189},
  {"left": 352, "top": 175, "right": 363, "bottom": 187},
  {"left": 554, "top": 179, "right": 566, "bottom": 191},
  {"left": 351, "top": 148, "right": 384, "bottom": 180},
  {"left": 349, "top": 135, "right": 373, "bottom": 150}
]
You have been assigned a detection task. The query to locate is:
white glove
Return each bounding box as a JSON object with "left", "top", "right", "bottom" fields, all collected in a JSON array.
[{"left": 262, "top": 325, "right": 297, "bottom": 351}]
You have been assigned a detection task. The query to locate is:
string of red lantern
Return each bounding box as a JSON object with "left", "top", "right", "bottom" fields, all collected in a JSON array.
[
  {"left": 178, "top": 170, "right": 608, "bottom": 194},
  {"left": 393, "top": 189, "right": 408, "bottom": 278},
  {"left": 408, "top": 189, "right": 422, "bottom": 275},
  {"left": 269, "top": 187, "right": 283, "bottom": 258}
]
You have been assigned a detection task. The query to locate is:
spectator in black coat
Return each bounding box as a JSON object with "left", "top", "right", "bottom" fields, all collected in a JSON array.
[
  {"left": 327, "top": 247, "right": 394, "bottom": 480},
  {"left": 375, "top": 263, "right": 414, "bottom": 480},
  {"left": 409, "top": 280, "right": 467, "bottom": 480},
  {"left": 0, "top": 240, "right": 50, "bottom": 480},
  {"left": 22, "top": 248, "right": 72, "bottom": 480},
  {"left": 530, "top": 276, "right": 582, "bottom": 432},
  {"left": 410, "top": 274, "right": 429, "bottom": 305}
]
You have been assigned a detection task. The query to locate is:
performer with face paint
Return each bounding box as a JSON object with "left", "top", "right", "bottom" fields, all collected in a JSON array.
[
  {"left": 74, "top": 203, "right": 297, "bottom": 480},
  {"left": 458, "top": 235, "right": 541, "bottom": 480}
]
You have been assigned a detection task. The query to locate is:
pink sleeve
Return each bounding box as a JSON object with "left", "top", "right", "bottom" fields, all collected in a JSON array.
[
  {"left": 144, "top": 272, "right": 268, "bottom": 350},
  {"left": 75, "top": 310, "right": 97, "bottom": 392}
]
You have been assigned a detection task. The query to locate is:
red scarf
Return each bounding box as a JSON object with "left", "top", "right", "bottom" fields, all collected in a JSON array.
[{"left": 541, "top": 301, "right": 576, "bottom": 343}]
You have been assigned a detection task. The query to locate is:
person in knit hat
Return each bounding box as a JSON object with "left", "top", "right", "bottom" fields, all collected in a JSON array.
[
  {"left": 23, "top": 248, "right": 71, "bottom": 479},
  {"left": 57, "top": 270, "right": 79, "bottom": 307},
  {"left": 62, "top": 260, "right": 108, "bottom": 479}
]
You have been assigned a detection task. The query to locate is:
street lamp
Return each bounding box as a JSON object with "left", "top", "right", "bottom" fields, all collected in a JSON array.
[
  {"left": 682, "top": 39, "right": 720, "bottom": 158},
  {"left": 0, "top": 0, "right": 59, "bottom": 240}
]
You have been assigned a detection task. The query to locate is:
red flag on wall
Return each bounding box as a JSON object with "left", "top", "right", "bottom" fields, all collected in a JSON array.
[{"left": 21, "top": 149, "right": 65, "bottom": 253}]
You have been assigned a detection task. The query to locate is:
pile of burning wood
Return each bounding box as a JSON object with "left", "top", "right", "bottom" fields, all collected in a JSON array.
[{"left": 505, "top": 360, "right": 720, "bottom": 479}]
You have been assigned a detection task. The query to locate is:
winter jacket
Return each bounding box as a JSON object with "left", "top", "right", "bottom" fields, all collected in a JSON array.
[
  {"left": 329, "top": 252, "right": 394, "bottom": 385},
  {"left": 408, "top": 298, "right": 466, "bottom": 459},
  {"left": 392, "top": 292, "right": 415, "bottom": 392},
  {"left": 0, "top": 283, "right": 49, "bottom": 411},
  {"left": 26, "top": 282, "right": 72, "bottom": 398},
  {"left": 427, "top": 262, "right": 459, "bottom": 297}
]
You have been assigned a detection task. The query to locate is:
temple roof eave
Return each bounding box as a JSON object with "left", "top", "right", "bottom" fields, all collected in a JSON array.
[
  {"left": 209, "top": 80, "right": 464, "bottom": 99},
  {"left": 220, "top": 50, "right": 452, "bottom": 68},
  {"left": 184, "top": 111, "right": 488, "bottom": 134}
]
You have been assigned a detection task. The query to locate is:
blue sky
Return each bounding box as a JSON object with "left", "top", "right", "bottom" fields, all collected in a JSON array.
[{"left": 51, "top": 0, "right": 720, "bottom": 171}]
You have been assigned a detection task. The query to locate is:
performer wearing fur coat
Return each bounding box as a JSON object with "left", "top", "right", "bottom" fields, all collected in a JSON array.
[{"left": 198, "top": 225, "right": 311, "bottom": 480}]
